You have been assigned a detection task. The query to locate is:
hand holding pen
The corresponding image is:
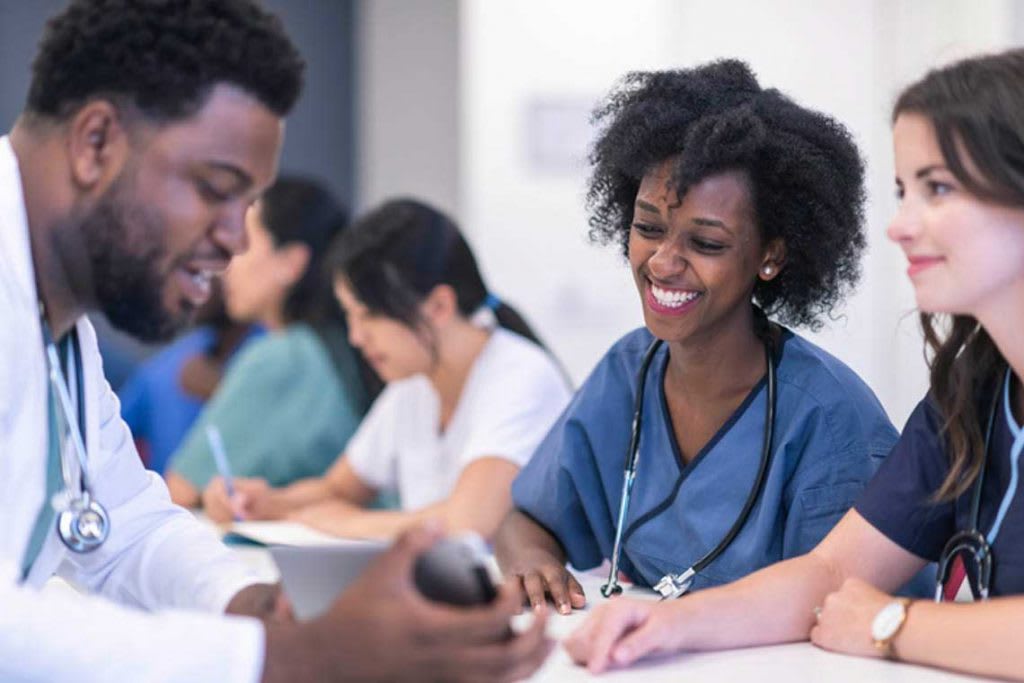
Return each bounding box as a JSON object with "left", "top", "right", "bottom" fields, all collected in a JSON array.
[
  {"left": 205, "top": 425, "right": 246, "bottom": 522},
  {"left": 201, "top": 475, "right": 272, "bottom": 523}
]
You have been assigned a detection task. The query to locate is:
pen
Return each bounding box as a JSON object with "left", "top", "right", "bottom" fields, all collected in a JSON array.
[{"left": 205, "top": 425, "right": 240, "bottom": 520}]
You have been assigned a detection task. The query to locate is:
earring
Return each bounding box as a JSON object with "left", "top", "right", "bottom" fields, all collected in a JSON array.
[{"left": 762, "top": 265, "right": 773, "bottom": 277}]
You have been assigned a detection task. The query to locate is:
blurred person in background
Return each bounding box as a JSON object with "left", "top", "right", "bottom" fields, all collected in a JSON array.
[
  {"left": 166, "top": 176, "right": 378, "bottom": 507},
  {"left": 118, "top": 279, "right": 261, "bottom": 473},
  {"left": 203, "top": 198, "right": 572, "bottom": 542}
]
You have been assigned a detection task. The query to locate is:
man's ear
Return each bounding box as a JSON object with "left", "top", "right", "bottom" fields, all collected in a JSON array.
[
  {"left": 758, "top": 237, "right": 787, "bottom": 282},
  {"left": 422, "top": 283, "right": 458, "bottom": 326},
  {"left": 66, "top": 100, "right": 130, "bottom": 192}
]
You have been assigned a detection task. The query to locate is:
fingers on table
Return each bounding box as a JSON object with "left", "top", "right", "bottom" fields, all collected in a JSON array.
[
  {"left": 565, "top": 602, "right": 651, "bottom": 674},
  {"left": 520, "top": 567, "right": 585, "bottom": 614}
]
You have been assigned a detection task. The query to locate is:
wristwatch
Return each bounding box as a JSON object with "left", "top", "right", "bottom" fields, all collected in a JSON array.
[{"left": 871, "top": 597, "right": 912, "bottom": 659}]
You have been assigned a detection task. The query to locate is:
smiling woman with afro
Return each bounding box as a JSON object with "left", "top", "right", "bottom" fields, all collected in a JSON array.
[
  {"left": 495, "top": 59, "right": 922, "bottom": 611},
  {"left": 587, "top": 59, "right": 866, "bottom": 330}
]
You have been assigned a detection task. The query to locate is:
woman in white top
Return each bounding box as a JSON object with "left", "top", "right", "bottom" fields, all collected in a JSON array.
[{"left": 203, "top": 198, "right": 572, "bottom": 541}]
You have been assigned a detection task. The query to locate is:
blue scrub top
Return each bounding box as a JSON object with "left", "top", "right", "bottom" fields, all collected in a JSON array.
[
  {"left": 512, "top": 327, "right": 898, "bottom": 591},
  {"left": 118, "top": 326, "right": 261, "bottom": 474},
  {"left": 857, "top": 393, "right": 1024, "bottom": 597}
]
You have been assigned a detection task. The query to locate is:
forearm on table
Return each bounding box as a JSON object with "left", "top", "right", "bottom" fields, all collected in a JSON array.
[
  {"left": 302, "top": 503, "right": 443, "bottom": 540},
  {"left": 893, "top": 597, "right": 1024, "bottom": 681},
  {"left": 676, "top": 553, "right": 841, "bottom": 651},
  {"left": 299, "top": 497, "right": 497, "bottom": 541},
  {"left": 494, "top": 510, "right": 567, "bottom": 572},
  {"left": 271, "top": 478, "right": 338, "bottom": 511}
]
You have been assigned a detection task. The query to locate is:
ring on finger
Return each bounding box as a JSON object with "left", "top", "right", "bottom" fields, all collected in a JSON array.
[{"left": 812, "top": 606, "right": 823, "bottom": 621}]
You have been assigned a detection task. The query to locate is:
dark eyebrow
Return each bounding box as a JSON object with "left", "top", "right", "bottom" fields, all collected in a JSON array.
[
  {"left": 693, "top": 217, "right": 728, "bottom": 230},
  {"left": 634, "top": 199, "right": 661, "bottom": 215},
  {"left": 894, "top": 164, "right": 950, "bottom": 187},
  {"left": 696, "top": 216, "right": 729, "bottom": 229},
  {"left": 916, "top": 164, "right": 948, "bottom": 179},
  {"left": 634, "top": 199, "right": 733, "bottom": 233},
  {"left": 203, "top": 161, "right": 254, "bottom": 191}
]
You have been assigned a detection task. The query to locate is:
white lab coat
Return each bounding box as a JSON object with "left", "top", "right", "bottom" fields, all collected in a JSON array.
[{"left": 0, "top": 136, "right": 265, "bottom": 682}]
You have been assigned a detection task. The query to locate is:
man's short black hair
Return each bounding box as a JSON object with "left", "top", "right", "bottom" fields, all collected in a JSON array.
[
  {"left": 27, "top": 0, "right": 304, "bottom": 121},
  {"left": 588, "top": 60, "right": 866, "bottom": 331}
]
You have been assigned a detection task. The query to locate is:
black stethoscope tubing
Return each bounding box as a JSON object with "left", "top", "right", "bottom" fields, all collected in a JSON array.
[
  {"left": 601, "top": 334, "right": 777, "bottom": 598},
  {"left": 934, "top": 370, "right": 1003, "bottom": 601}
]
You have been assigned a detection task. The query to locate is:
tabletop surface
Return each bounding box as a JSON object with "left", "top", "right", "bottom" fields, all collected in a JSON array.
[
  {"left": 527, "top": 575, "right": 981, "bottom": 682},
  {"left": 226, "top": 533, "right": 986, "bottom": 682}
]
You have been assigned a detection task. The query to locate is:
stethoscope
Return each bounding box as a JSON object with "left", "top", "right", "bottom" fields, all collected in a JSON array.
[
  {"left": 39, "top": 305, "right": 110, "bottom": 554},
  {"left": 601, "top": 334, "right": 777, "bottom": 600},
  {"left": 935, "top": 367, "right": 1023, "bottom": 602}
]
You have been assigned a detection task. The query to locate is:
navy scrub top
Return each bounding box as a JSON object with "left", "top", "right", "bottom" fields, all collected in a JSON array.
[
  {"left": 857, "top": 393, "right": 1024, "bottom": 597},
  {"left": 513, "top": 327, "right": 899, "bottom": 591}
]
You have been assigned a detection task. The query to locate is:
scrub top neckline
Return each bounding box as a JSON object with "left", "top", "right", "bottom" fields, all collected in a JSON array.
[
  {"left": 657, "top": 344, "right": 773, "bottom": 476},
  {"left": 619, "top": 331, "right": 787, "bottom": 549}
]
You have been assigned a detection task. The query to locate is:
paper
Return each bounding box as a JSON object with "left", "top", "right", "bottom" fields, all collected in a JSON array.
[
  {"left": 271, "top": 543, "right": 386, "bottom": 619},
  {"left": 225, "top": 521, "right": 354, "bottom": 547}
]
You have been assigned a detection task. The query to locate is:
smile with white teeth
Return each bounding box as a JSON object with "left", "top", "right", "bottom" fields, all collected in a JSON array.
[{"left": 650, "top": 283, "right": 700, "bottom": 308}]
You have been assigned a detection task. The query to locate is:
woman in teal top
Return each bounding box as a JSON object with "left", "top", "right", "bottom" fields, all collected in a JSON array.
[{"left": 166, "top": 177, "right": 376, "bottom": 506}]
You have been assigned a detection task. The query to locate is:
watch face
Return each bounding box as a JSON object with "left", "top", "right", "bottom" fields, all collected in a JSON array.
[{"left": 871, "top": 601, "right": 906, "bottom": 640}]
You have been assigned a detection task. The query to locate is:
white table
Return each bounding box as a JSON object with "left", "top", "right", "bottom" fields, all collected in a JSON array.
[
  {"left": 527, "top": 575, "right": 980, "bottom": 682},
  {"left": 223, "top": 537, "right": 985, "bottom": 682}
]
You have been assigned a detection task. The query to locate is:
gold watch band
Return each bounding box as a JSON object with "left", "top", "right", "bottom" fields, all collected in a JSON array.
[{"left": 873, "top": 598, "right": 913, "bottom": 660}]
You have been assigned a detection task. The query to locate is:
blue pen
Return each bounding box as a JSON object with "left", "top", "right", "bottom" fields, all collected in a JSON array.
[{"left": 205, "top": 425, "right": 241, "bottom": 520}]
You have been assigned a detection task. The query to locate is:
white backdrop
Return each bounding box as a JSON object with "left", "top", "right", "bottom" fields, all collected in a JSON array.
[{"left": 358, "top": 0, "right": 1021, "bottom": 428}]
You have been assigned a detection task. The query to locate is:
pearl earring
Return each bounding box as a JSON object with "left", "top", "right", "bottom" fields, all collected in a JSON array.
[{"left": 762, "top": 266, "right": 773, "bottom": 276}]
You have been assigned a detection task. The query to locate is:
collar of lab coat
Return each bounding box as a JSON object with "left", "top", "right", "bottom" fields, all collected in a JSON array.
[
  {"left": 0, "top": 135, "right": 104, "bottom": 585},
  {"left": 0, "top": 136, "right": 39, "bottom": 311}
]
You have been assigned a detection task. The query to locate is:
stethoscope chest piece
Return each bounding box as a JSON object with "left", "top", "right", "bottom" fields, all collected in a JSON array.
[
  {"left": 601, "top": 333, "right": 778, "bottom": 600},
  {"left": 56, "top": 494, "right": 110, "bottom": 553},
  {"left": 38, "top": 307, "right": 112, "bottom": 555},
  {"left": 654, "top": 568, "right": 696, "bottom": 600},
  {"left": 599, "top": 582, "right": 623, "bottom": 598}
]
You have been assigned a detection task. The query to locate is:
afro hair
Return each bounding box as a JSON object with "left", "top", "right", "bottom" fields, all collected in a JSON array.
[{"left": 587, "top": 59, "right": 866, "bottom": 330}]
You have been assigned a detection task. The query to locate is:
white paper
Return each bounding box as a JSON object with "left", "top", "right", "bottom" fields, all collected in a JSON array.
[{"left": 225, "top": 521, "right": 355, "bottom": 547}]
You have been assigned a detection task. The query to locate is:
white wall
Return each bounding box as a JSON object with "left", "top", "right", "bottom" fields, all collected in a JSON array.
[
  {"left": 354, "top": 1, "right": 1019, "bottom": 426},
  {"left": 868, "top": 0, "right": 1016, "bottom": 422},
  {"left": 458, "top": 0, "right": 1018, "bottom": 426},
  {"left": 355, "top": 0, "right": 460, "bottom": 216}
]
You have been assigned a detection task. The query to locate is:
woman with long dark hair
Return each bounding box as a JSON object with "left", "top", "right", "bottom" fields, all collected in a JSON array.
[
  {"left": 165, "top": 177, "right": 375, "bottom": 507},
  {"left": 203, "top": 198, "right": 571, "bottom": 541},
  {"left": 566, "top": 50, "right": 1024, "bottom": 681}
]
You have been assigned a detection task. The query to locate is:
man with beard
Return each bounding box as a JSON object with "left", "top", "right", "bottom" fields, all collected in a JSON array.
[{"left": 0, "top": 1, "right": 550, "bottom": 681}]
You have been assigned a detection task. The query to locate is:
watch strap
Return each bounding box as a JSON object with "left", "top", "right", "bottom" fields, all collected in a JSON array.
[{"left": 873, "top": 598, "right": 912, "bottom": 660}]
